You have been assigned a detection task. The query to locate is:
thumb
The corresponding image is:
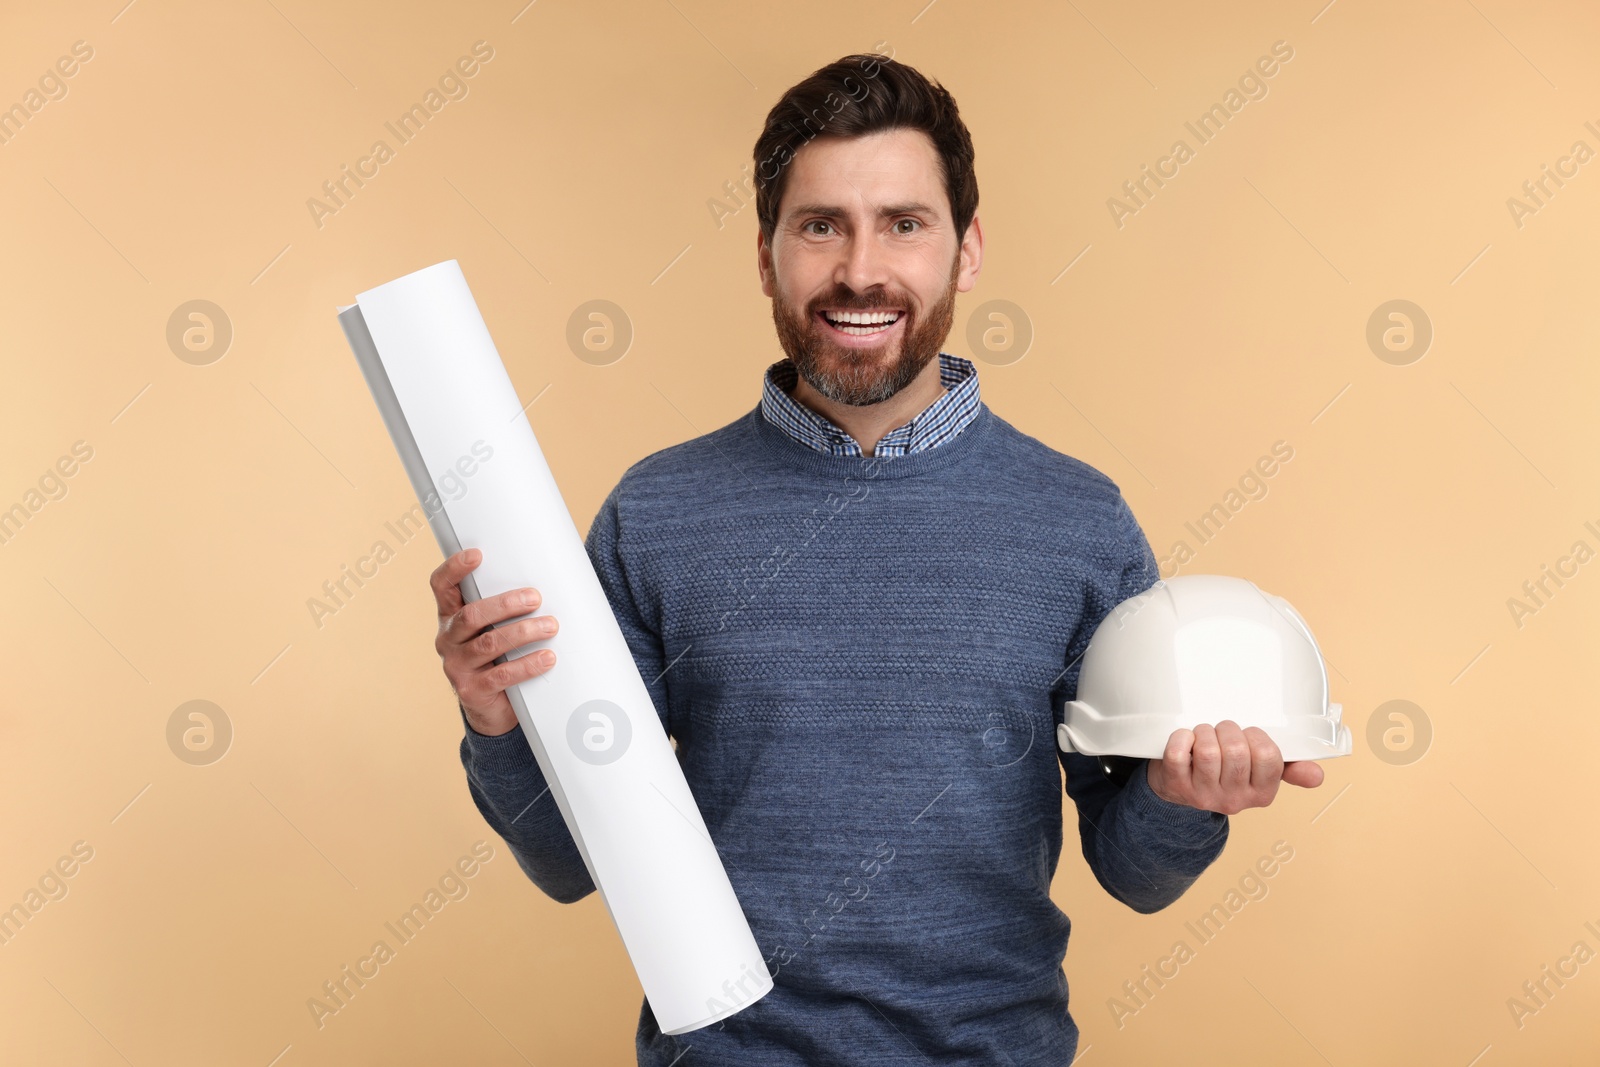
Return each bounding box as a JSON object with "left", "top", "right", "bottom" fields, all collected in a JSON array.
[{"left": 1282, "top": 760, "right": 1325, "bottom": 789}]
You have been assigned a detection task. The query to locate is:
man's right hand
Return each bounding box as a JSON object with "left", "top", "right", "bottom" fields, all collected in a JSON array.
[{"left": 431, "top": 548, "right": 559, "bottom": 737}]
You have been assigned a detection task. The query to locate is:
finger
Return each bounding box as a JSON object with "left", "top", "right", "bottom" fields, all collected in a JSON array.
[
  {"left": 443, "top": 587, "right": 542, "bottom": 647},
  {"left": 460, "top": 647, "right": 557, "bottom": 708},
  {"left": 1160, "top": 727, "right": 1196, "bottom": 800},
  {"left": 457, "top": 614, "right": 558, "bottom": 671},
  {"left": 1214, "top": 721, "right": 1253, "bottom": 795},
  {"left": 489, "top": 647, "right": 557, "bottom": 693},
  {"left": 1282, "top": 760, "right": 1325, "bottom": 789},
  {"left": 429, "top": 548, "right": 481, "bottom": 618},
  {"left": 1243, "top": 726, "right": 1284, "bottom": 793},
  {"left": 1189, "top": 723, "right": 1221, "bottom": 791}
]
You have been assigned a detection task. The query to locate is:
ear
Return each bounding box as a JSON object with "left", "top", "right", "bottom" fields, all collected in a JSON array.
[
  {"left": 757, "top": 228, "right": 776, "bottom": 298},
  {"left": 956, "top": 213, "right": 984, "bottom": 294}
]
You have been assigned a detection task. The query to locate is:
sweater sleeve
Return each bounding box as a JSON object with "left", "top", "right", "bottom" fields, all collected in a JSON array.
[
  {"left": 457, "top": 478, "right": 671, "bottom": 904},
  {"left": 457, "top": 703, "right": 593, "bottom": 903},
  {"left": 1058, "top": 493, "right": 1229, "bottom": 915}
]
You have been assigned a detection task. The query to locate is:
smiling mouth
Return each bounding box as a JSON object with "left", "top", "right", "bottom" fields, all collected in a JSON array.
[{"left": 816, "top": 308, "right": 904, "bottom": 337}]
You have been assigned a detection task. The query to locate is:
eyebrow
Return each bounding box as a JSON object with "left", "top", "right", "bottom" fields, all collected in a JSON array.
[{"left": 784, "top": 201, "right": 939, "bottom": 223}]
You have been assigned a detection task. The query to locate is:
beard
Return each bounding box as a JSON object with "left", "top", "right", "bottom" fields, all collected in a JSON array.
[{"left": 770, "top": 251, "right": 961, "bottom": 407}]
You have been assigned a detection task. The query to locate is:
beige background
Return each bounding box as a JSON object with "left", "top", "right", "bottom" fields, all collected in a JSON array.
[{"left": 2, "top": 0, "right": 1597, "bottom": 1063}]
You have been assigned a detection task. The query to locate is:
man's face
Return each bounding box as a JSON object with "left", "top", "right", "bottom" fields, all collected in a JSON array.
[{"left": 758, "top": 128, "right": 981, "bottom": 406}]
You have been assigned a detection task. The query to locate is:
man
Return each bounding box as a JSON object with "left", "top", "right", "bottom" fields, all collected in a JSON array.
[{"left": 431, "top": 53, "right": 1324, "bottom": 1065}]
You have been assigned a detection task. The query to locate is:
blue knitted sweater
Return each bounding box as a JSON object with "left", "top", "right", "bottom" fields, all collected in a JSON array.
[{"left": 459, "top": 398, "right": 1229, "bottom": 1065}]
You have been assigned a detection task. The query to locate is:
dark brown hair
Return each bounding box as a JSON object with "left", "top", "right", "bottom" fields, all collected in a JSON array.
[{"left": 752, "top": 53, "right": 978, "bottom": 245}]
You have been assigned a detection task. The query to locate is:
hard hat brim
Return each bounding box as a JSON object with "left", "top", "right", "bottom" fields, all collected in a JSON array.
[{"left": 1056, "top": 702, "right": 1354, "bottom": 762}]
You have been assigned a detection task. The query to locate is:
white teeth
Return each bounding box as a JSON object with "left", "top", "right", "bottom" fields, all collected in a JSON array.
[{"left": 823, "top": 310, "right": 900, "bottom": 326}]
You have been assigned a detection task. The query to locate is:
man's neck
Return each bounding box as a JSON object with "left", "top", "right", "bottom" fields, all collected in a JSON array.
[{"left": 787, "top": 354, "right": 947, "bottom": 457}]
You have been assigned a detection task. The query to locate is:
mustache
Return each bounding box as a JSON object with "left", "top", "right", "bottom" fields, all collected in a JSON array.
[{"left": 809, "top": 292, "right": 911, "bottom": 313}]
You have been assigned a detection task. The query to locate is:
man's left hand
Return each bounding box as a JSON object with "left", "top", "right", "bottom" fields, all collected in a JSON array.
[{"left": 1145, "top": 720, "right": 1324, "bottom": 815}]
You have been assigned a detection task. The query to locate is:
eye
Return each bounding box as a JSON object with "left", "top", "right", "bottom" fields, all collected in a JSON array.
[
  {"left": 804, "top": 220, "right": 835, "bottom": 236},
  {"left": 893, "top": 218, "right": 920, "bottom": 235}
]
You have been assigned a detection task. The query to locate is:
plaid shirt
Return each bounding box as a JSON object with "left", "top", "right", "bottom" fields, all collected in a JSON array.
[{"left": 759, "top": 352, "right": 982, "bottom": 457}]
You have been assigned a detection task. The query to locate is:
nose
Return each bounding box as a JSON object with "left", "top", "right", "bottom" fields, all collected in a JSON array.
[{"left": 834, "top": 226, "right": 893, "bottom": 297}]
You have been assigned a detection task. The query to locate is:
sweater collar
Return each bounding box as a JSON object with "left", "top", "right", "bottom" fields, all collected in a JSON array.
[
  {"left": 759, "top": 352, "right": 982, "bottom": 458},
  {"left": 749, "top": 394, "right": 995, "bottom": 481}
]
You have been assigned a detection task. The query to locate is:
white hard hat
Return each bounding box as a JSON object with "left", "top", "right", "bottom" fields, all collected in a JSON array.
[{"left": 1057, "top": 574, "right": 1353, "bottom": 763}]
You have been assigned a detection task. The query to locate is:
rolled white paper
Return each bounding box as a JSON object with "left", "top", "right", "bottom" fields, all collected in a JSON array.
[{"left": 337, "top": 260, "right": 771, "bottom": 1034}]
